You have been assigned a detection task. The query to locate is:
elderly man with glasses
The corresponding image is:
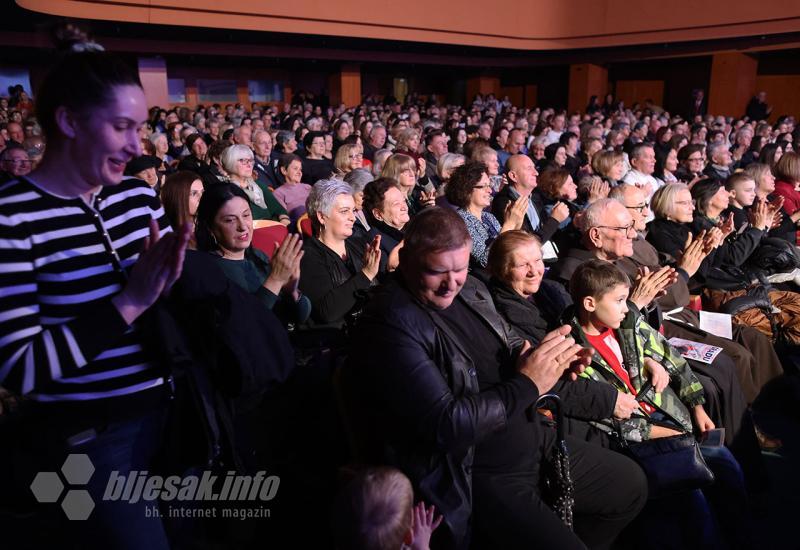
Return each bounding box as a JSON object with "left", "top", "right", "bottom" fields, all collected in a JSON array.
[{"left": 0, "top": 145, "right": 32, "bottom": 182}]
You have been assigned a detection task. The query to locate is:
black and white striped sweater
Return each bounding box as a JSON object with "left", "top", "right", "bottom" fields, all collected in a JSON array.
[{"left": 0, "top": 176, "right": 169, "bottom": 402}]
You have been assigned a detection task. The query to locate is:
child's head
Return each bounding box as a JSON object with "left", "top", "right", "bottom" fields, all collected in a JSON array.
[
  {"left": 333, "top": 467, "right": 414, "bottom": 550},
  {"left": 725, "top": 173, "right": 757, "bottom": 208},
  {"left": 570, "top": 259, "right": 631, "bottom": 330}
]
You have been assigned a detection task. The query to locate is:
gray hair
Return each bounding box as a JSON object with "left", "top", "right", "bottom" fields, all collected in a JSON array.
[
  {"left": 307, "top": 179, "right": 354, "bottom": 235},
  {"left": 581, "top": 198, "right": 622, "bottom": 232},
  {"left": 706, "top": 141, "right": 727, "bottom": 161},
  {"left": 372, "top": 148, "right": 393, "bottom": 177},
  {"left": 437, "top": 153, "right": 465, "bottom": 181},
  {"left": 149, "top": 132, "right": 167, "bottom": 145},
  {"left": 275, "top": 130, "right": 294, "bottom": 149},
  {"left": 343, "top": 168, "right": 374, "bottom": 194},
  {"left": 220, "top": 144, "right": 253, "bottom": 174}
]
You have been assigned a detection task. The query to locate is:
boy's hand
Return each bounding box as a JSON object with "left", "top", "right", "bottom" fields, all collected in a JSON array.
[{"left": 643, "top": 357, "right": 670, "bottom": 393}]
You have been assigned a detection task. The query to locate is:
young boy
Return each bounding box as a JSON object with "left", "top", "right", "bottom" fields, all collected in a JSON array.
[
  {"left": 725, "top": 172, "right": 759, "bottom": 228},
  {"left": 566, "top": 259, "right": 714, "bottom": 442},
  {"left": 333, "top": 467, "right": 442, "bottom": 550}
]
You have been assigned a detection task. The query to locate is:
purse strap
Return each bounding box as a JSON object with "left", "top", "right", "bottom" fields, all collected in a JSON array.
[{"left": 535, "top": 393, "right": 574, "bottom": 530}]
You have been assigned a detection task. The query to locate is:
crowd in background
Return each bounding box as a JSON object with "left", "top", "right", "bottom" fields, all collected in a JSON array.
[{"left": 2, "top": 36, "right": 800, "bottom": 549}]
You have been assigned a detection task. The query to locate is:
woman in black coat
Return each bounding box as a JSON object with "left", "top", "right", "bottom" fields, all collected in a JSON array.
[
  {"left": 298, "top": 179, "right": 381, "bottom": 341},
  {"left": 486, "top": 231, "right": 623, "bottom": 444},
  {"left": 362, "top": 177, "right": 409, "bottom": 273}
]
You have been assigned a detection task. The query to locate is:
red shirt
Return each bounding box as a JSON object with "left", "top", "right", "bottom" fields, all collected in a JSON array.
[{"left": 585, "top": 328, "right": 655, "bottom": 414}]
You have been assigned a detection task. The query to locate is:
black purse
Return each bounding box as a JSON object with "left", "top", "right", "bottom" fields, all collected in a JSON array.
[
  {"left": 613, "top": 390, "right": 714, "bottom": 500},
  {"left": 536, "top": 393, "right": 575, "bottom": 529}
]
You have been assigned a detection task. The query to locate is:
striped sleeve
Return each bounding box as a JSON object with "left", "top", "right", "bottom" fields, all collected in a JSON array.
[{"left": 0, "top": 213, "right": 132, "bottom": 396}]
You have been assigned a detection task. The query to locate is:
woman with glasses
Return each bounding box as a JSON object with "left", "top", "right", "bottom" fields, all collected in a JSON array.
[
  {"left": 445, "top": 161, "right": 527, "bottom": 269},
  {"left": 675, "top": 144, "right": 706, "bottom": 186},
  {"left": 221, "top": 144, "right": 289, "bottom": 225},
  {"left": 333, "top": 143, "right": 363, "bottom": 177}
]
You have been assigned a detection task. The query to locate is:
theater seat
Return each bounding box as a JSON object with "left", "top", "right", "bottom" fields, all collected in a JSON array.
[
  {"left": 252, "top": 221, "right": 288, "bottom": 259},
  {"left": 297, "top": 213, "right": 312, "bottom": 237}
]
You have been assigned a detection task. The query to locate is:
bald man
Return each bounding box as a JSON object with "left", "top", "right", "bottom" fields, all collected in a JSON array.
[{"left": 491, "top": 154, "right": 569, "bottom": 243}]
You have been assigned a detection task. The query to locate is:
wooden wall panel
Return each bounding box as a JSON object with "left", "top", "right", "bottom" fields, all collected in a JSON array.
[
  {"left": 708, "top": 52, "right": 757, "bottom": 118},
  {"left": 466, "top": 76, "right": 500, "bottom": 103},
  {"left": 568, "top": 64, "right": 607, "bottom": 114},
  {"left": 614, "top": 80, "right": 664, "bottom": 108},
  {"left": 499, "top": 85, "right": 524, "bottom": 109},
  {"left": 754, "top": 75, "right": 800, "bottom": 122}
]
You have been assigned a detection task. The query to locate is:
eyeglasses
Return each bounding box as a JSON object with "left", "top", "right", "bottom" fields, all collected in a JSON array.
[
  {"left": 237, "top": 158, "right": 254, "bottom": 165},
  {"left": 595, "top": 223, "right": 636, "bottom": 236},
  {"left": 5, "top": 159, "right": 31, "bottom": 166},
  {"left": 348, "top": 153, "right": 363, "bottom": 160},
  {"left": 625, "top": 204, "right": 649, "bottom": 213}
]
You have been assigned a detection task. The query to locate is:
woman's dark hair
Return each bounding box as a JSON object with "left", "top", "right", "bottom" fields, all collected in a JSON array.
[
  {"left": 690, "top": 178, "right": 722, "bottom": 214},
  {"left": 195, "top": 183, "right": 251, "bottom": 253},
  {"left": 677, "top": 143, "right": 705, "bottom": 163},
  {"left": 362, "top": 177, "right": 401, "bottom": 223},
  {"left": 759, "top": 143, "right": 782, "bottom": 170},
  {"left": 538, "top": 167, "right": 570, "bottom": 199},
  {"left": 161, "top": 171, "right": 199, "bottom": 234},
  {"left": 278, "top": 153, "right": 302, "bottom": 172},
  {"left": 208, "top": 139, "right": 233, "bottom": 166},
  {"left": 445, "top": 161, "right": 488, "bottom": 208},
  {"left": 36, "top": 50, "right": 141, "bottom": 140},
  {"left": 653, "top": 147, "right": 675, "bottom": 180},
  {"left": 544, "top": 142, "right": 565, "bottom": 162}
]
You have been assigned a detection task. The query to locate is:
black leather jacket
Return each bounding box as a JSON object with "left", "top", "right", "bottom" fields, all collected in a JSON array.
[{"left": 347, "top": 274, "right": 539, "bottom": 549}]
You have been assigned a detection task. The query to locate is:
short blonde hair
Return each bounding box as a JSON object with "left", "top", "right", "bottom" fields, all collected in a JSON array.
[
  {"left": 334, "top": 143, "right": 361, "bottom": 175},
  {"left": 381, "top": 153, "right": 417, "bottom": 181},
  {"left": 650, "top": 182, "right": 689, "bottom": 220},
  {"left": 592, "top": 150, "right": 624, "bottom": 179},
  {"left": 774, "top": 151, "right": 800, "bottom": 184},
  {"left": 333, "top": 467, "right": 413, "bottom": 550}
]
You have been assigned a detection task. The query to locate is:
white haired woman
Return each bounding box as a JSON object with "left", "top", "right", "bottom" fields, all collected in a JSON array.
[{"left": 221, "top": 143, "right": 289, "bottom": 225}]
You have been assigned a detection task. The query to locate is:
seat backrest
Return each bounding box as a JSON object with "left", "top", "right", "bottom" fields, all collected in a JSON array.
[
  {"left": 297, "top": 213, "right": 313, "bottom": 237},
  {"left": 252, "top": 224, "right": 289, "bottom": 259}
]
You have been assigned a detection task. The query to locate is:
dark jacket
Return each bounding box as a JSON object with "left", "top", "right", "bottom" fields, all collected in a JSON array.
[
  {"left": 301, "top": 157, "right": 334, "bottom": 184},
  {"left": 366, "top": 217, "right": 404, "bottom": 274},
  {"left": 347, "top": 275, "right": 539, "bottom": 549},
  {"left": 488, "top": 278, "right": 617, "bottom": 441},
  {"left": 298, "top": 236, "right": 372, "bottom": 332},
  {"left": 490, "top": 185, "right": 560, "bottom": 243}
]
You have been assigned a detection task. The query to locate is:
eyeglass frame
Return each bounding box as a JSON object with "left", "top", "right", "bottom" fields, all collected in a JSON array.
[{"left": 593, "top": 223, "right": 637, "bottom": 236}]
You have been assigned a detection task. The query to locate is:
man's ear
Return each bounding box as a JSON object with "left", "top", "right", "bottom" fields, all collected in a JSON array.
[{"left": 583, "top": 295, "right": 597, "bottom": 313}]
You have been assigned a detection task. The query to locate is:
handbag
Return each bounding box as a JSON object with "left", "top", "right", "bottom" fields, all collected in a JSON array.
[
  {"left": 614, "top": 421, "right": 714, "bottom": 499},
  {"left": 536, "top": 393, "right": 575, "bottom": 529}
]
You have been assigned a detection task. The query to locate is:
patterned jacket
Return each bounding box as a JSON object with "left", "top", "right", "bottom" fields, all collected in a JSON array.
[{"left": 565, "top": 303, "right": 705, "bottom": 442}]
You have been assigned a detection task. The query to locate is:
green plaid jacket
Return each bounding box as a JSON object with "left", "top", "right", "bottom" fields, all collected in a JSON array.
[{"left": 565, "top": 303, "right": 705, "bottom": 442}]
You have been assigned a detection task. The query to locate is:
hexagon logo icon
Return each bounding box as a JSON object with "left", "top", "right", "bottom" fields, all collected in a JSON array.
[
  {"left": 30, "top": 471, "right": 64, "bottom": 503},
  {"left": 61, "top": 454, "right": 94, "bottom": 485},
  {"left": 30, "top": 454, "right": 97, "bottom": 520},
  {"left": 61, "top": 489, "right": 95, "bottom": 521}
]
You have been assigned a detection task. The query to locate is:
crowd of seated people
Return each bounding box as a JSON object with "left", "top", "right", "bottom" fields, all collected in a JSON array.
[{"left": 2, "top": 35, "right": 800, "bottom": 549}]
